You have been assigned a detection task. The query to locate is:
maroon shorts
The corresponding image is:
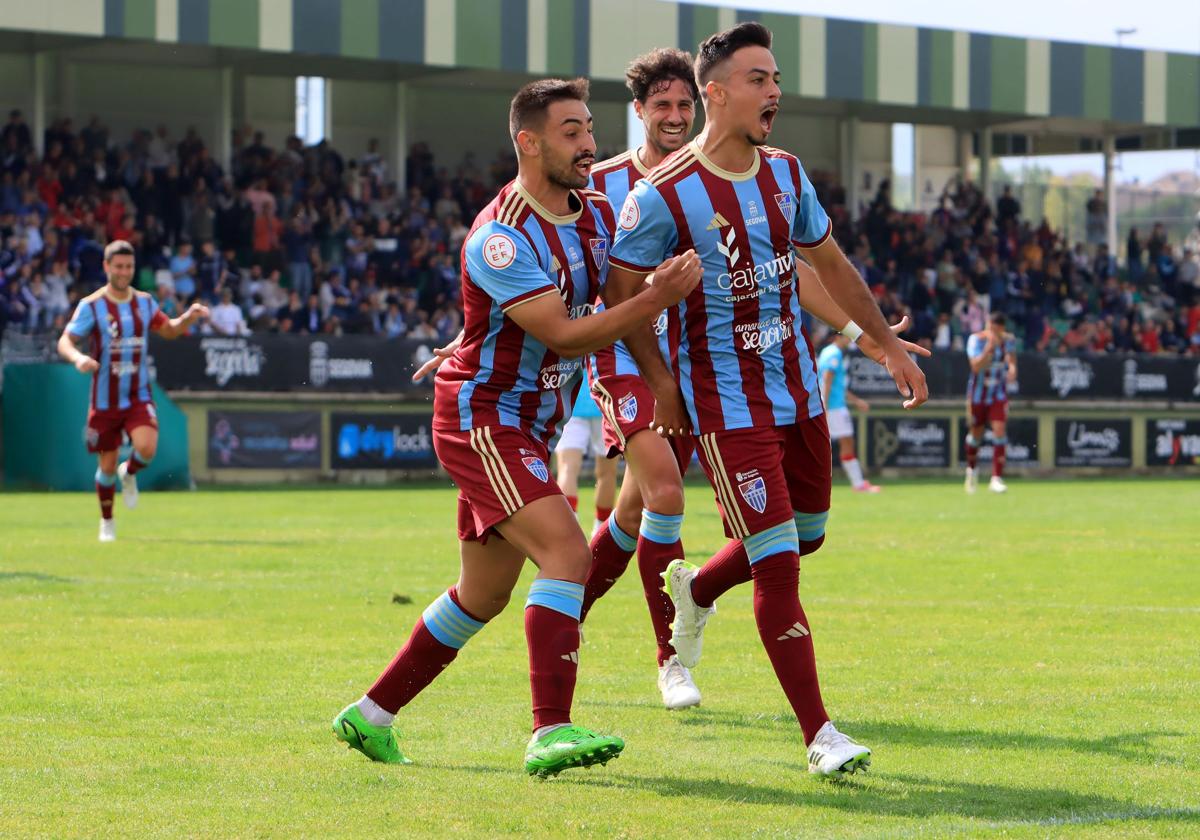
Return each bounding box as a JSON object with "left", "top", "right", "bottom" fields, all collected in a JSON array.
[
  {"left": 591, "top": 373, "right": 694, "bottom": 473},
  {"left": 85, "top": 402, "right": 158, "bottom": 454},
  {"left": 434, "top": 425, "right": 565, "bottom": 543},
  {"left": 970, "top": 399, "right": 1008, "bottom": 426},
  {"left": 693, "top": 415, "right": 832, "bottom": 540}
]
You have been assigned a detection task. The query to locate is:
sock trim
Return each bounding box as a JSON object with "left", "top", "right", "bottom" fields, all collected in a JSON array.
[
  {"left": 965, "top": 435, "right": 980, "bottom": 448},
  {"left": 525, "top": 579, "right": 584, "bottom": 620},
  {"left": 132, "top": 450, "right": 150, "bottom": 466},
  {"left": 95, "top": 469, "right": 117, "bottom": 487},
  {"left": 793, "top": 510, "right": 829, "bottom": 542},
  {"left": 421, "top": 591, "right": 485, "bottom": 649},
  {"left": 607, "top": 515, "right": 638, "bottom": 552},
  {"left": 992, "top": 437, "right": 1008, "bottom": 446},
  {"left": 638, "top": 510, "right": 683, "bottom": 545},
  {"left": 744, "top": 520, "right": 799, "bottom": 564}
]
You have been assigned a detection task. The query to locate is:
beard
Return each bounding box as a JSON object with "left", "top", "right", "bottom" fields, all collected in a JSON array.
[{"left": 543, "top": 143, "right": 592, "bottom": 190}]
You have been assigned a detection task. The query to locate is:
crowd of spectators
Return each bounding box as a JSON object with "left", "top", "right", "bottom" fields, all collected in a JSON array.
[{"left": 1, "top": 104, "right": 1198, "bottom": 357}]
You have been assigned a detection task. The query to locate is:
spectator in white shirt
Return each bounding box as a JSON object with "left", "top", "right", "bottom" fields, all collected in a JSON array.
[{"left": 210, "top": 288, "right": 248, "bottom": 336}]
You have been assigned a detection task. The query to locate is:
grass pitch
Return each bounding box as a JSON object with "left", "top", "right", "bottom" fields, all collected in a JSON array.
[{"left": 1, "top": 478, "right": 1198, "bottom": 838}]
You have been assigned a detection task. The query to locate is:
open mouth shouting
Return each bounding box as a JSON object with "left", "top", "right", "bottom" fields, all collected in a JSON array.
[
  {"left": 574, "top": 154, "right": 595, "bottom": 177},
  {"left": 759, "top": 105, "right": 779, "bottom": 134}
]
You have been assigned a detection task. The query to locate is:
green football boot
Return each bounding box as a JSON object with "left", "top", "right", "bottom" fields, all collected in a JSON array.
[
  {"left": 332, "top": 703, "right": 412, "bottom": 765},
  {"left": 524, "top": 724, "right": 624, "bottom": 778}
]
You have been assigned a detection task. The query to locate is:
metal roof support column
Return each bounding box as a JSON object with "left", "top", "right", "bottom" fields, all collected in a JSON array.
[
  {"left": 217, "top": 67, "right": 233, "bottom": 174},
  {"left": 31, "top": 52, "right": 48, "bottom": 159},
  {"left": 393, "top": 81, "right": 410, "bottom": 194},
  {"left": 979, "top": 127, "right": 992, "bottom": 202},
  {"left": 1103, "top": 134, "right": 1117, "bottom": 255},
  {"left": 840, "top": 116, "right": 861, "bottom": 217},
  {"left": 958, "top": 128, "right": 973, "bottom": 186}
]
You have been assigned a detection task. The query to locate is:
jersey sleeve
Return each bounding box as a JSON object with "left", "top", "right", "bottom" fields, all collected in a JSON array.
[
  {"left": 65, "top": 300, "right": 95, "bottom": 338},
  {"left": 790, "top": 160, "right": 832, "bottom": 249},
  {"left": 146, "top": 295, "right": 169, "bottom": 331},
  {"left": 966, "top": 334, "right": 985, "bottom": 359},
  {"left": 609, "top": 180, "right": 678, "bottom": 274},
  {"left": 463, "top": 222, "right": 556, "bottom": 312}
]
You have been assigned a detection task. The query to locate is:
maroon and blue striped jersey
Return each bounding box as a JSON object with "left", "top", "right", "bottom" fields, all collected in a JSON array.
[
  {"left": 586, "top": 148, "right": 679, "bottom": 382},
  {"left": 65, "top": 289, "right": 168, "bottom": 411},
  {"left": 433, "top": 181, "right": 615, "bottom": 446},
  {"left": 966, "top": 331, "right": 1016, "bottom": 405},
  {"left": 609, "top": 141, "right": 830, "bottom": 434}
]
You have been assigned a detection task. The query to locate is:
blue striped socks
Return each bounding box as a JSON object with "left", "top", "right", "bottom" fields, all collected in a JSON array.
[
  {"left": 421, "top": 590, "right": 486, "bottom": 650},
  {"left": 639, "top": 510, "right": 683, "bottom": 545},
  {"left": 526, "top": 579, "right": 584, "bottom": 620}
]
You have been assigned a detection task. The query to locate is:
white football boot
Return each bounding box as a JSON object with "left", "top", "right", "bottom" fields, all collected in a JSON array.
[
  {"left": 657, "top": 655, "right": 701, "bottom": 710},
  {"left": 989, "top": 475, "right": 1008, "bottom": 494},
  {"left": 662, "top": 560, "right": 715, "bottom": 669},
  {"left": 117, "top": 461, "right": 139, "bottom": 509},
  {"left": 964, "top": 466, "right": 978, "bottom": 494},
  {"left": 807, "top": 721, "right": 872, "bottom": 778},
  {"left": 98, "top": 519, "right": 116, "bottom": 542}
]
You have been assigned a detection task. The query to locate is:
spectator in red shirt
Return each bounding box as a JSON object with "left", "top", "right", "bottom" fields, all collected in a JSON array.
[{"left": 1139, "top": 322, "right": 1161, "bottom": 354}]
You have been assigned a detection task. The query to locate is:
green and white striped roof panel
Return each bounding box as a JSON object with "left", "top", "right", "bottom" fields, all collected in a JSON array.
[{"left": 6, "top": 0, "right": 1199, "bottom": 126}]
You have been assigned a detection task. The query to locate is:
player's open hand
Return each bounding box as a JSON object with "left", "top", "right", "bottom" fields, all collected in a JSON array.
[
  {"left": 649, "top": 250, "right": 702, "bottom": 307},
  {"left": 885, "top": 344, "right": 929, "bottom": 410},
  {"left": 857, "top": 316, "right": 931, "bottom": 365},
  {"left": 74, "top": 355, "right": 99, "bottom": 374},
  {"left": 650, "top": 384, "right": 691, "bottom": 438},
  {"left": 411, "top": 330, "right": 463, "bottom": 381}
]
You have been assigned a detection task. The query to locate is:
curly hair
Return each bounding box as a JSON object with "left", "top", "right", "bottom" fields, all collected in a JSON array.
[{"left": 625, "top": 48, "right": 698, "bottom": 103}]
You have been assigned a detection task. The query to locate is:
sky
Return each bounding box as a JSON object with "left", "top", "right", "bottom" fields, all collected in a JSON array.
[
  {"left": 706, "top": 1, "right": 1200, "bottom": 185},
  {"left": 703, "top": 0, "right": 1200, "bottom": 53}
]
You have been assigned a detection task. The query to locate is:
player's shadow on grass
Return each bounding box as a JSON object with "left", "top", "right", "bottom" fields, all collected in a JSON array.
[
  {"left": 0, "top": 570, "right": 75, "bottom": 584},
  {"left": 670, "top": 708, "right": 1185, "bottom": 765},
  {"left": 134, "top": 537, "right": 308, "bottom": 547},
  {"left": 562, "top": 770, "right": 1200, "bottom": 825}
]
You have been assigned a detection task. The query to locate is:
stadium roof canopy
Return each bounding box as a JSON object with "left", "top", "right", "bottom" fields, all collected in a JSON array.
[{"left": 1, "top": 0, "right": 1197, "bottom": 153}]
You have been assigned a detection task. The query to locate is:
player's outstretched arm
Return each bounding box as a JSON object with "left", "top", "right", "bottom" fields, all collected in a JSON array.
[
  {"left": 155, "top": 303, "right": 211, "bottom": 339},
  {"left": 803, "top": 238, "right": 929, "bottom": 409},
  {"left": 57, "top": 331, "right": 98, "bottom": 374},
  {"left": 605, "top": 264, "right": 691, "bottom": 437},
  {"left": 968, "top": 334, "right": 994, "bottom": 374},
  {"left": 795, "top": 263, "right": 928, "bottom": 360},
  {"left": 506, "top": 251, "right": 700, "bottom": 360}
]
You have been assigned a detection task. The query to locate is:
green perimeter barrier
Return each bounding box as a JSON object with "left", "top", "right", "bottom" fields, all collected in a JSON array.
[{"left": 2, "top": 364, "right": 190, "bottom": 491}]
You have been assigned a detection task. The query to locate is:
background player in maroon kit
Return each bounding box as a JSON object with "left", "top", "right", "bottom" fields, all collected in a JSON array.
[
  {"left": 331, "top": 78, "right": 702, "bottom": 777},
  {"left": 965, "top": 311, "right": 1019, "bottom": 494},
  {"left": 581, "top": 48, "right": 705, "bottom": 710},
  {"left": 57, "top": 240, "right": 208, "bottom": 542}
]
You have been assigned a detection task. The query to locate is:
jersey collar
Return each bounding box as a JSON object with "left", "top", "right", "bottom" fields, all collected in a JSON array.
[
  {"left": 690, "top": 139, "right": 761, "bottom": 182},
  {"left": 514, "top": 180, "right": 583, "bottom": 225},
  {"left": 630, "top": 147, "right": 651, "bottom": 176}
]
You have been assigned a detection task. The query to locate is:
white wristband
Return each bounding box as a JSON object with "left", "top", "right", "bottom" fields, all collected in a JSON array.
[{"left": 840, "top": 320, "right": 863, "bottom": 342}]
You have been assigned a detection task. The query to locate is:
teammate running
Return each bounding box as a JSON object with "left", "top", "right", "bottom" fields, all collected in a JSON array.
[
  {"left": 964, "top": 311, "right": 1017, "bottom": 494},
  {"left": 332, "top": 78, "right": 701, "bottom": 777},
  {"left": 817, "top": 333, "right": 880, "bottom": 493},
  {"left": 580, "top": 47, "right": 703, "bottom": 711},
  {"left": 607, "top": 22, "right": 928, "bottom": 778},
  {"left": 57, "top": 239, "right": 208, "bottom": 542}
]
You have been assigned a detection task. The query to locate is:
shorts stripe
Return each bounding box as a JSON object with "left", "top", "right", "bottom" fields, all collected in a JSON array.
[
  {"left": 481, "top": 426, "right": 524, "bottom": 511},
  {"left": 591, "top": 380, "right": 626, "bottom": 448},
  {"left": 698, "top": 433, "right": 749, "bottom": 539},
  {"left": 469, "top": 427, "right": 521, "bottom": 516}
]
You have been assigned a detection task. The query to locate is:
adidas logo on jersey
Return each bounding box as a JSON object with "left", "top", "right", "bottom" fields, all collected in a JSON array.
[
  {"left": 706, "top": 212, "right": 730, "bottom": 231},
  {"left": 776, "top": 621, "right": 810, "bottom": 641}
]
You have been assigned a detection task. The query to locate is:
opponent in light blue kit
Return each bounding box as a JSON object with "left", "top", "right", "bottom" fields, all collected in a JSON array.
[{"left": 817, "top": 335, "right": 879, "bottom": 492}]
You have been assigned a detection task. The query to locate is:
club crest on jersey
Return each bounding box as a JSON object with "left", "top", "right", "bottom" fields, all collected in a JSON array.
[
  {"left": 738, "top": 476, "right": 768, "bottom": 514},
  {"left": 523, "top": 456, "right": 549, "bottom": 482},
  {"left": 482, "top": 233, "right": 516, "bottom": 269},
  {"left": 619, "top": 195, "right": 640, "bottom": 230},
  {"left": 589, "top": 238, "right": 607, "bottom": 270},
  {"left": 774, "top": 192, "right": 796, "bottom": 225},
  {"left": 618, "top": 393, "right": 638, "bottom": 423}
]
